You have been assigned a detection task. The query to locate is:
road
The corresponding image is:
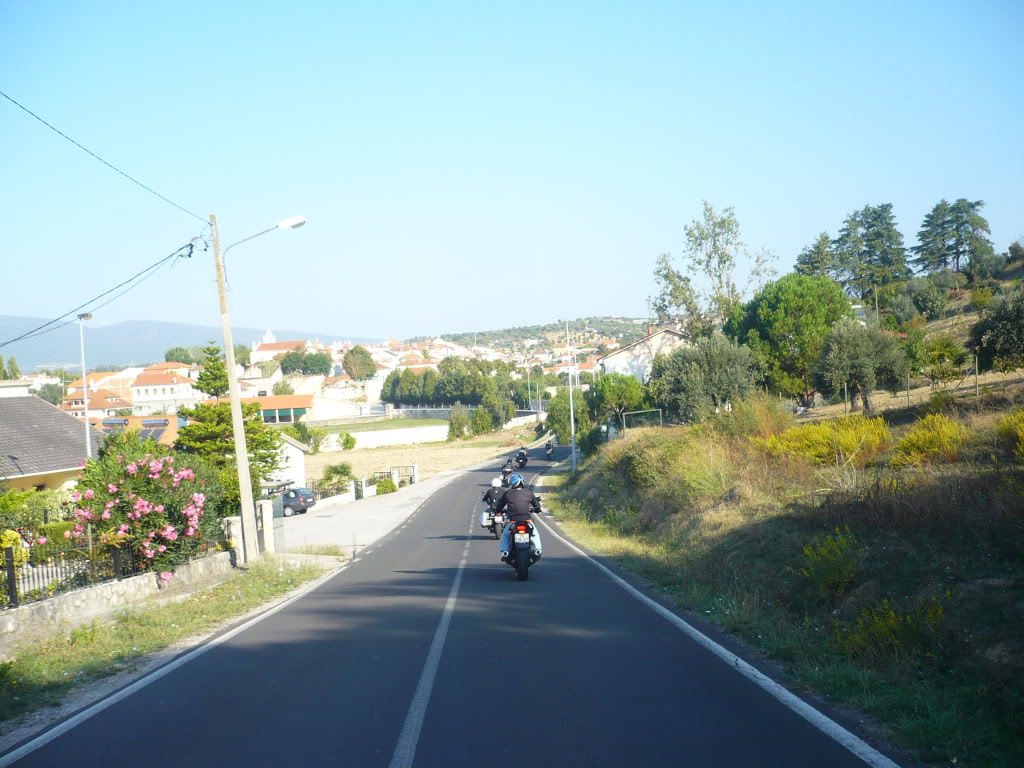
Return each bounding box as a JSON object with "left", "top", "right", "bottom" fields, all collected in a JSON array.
[{"left": 4, "top": 449, "right": 898, "bottom": 767}]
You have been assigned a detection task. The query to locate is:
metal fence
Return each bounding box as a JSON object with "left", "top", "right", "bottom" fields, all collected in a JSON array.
[
  {"left": 306, "top": 478, "right": 350, "bottom": 501},
  {"left": 2, "top": 532, "right": 223, "bottom": 609}
]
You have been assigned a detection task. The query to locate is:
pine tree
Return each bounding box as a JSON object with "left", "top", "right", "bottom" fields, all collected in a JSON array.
[
  {"left": 833, "top": 204, "right": 909, "bottom": 296},
  {"left": 195, "top": 342, "right": 229, "bottom": 398},
  {"left": 6, "top": 357, "right": 22, "bottom": 380},
  {"left": 795, "top": 232, "right": 838, "bottom": 278},
  {"left": 948, "top": 199, "right": 993, "bottom": 273},
  {"left": 911, "top": 199, "right": 955, "bottom": 273}
]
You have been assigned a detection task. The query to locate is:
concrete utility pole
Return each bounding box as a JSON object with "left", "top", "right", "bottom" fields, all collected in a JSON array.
[
  {"left": 210, "top": 215, "right": 259, "bottom": 565},
  {"left": 77, "top": 313, "right": 93, "bottom": 459},
  {"left": 208, "top": 213, "right": 306, "bottom": 565}
]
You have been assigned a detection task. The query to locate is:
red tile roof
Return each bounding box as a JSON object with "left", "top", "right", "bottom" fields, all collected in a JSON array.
[
  {"left": 256, "top": 340, "right": 308, "bottom": 352},
  {"left": 133, "top": 373, "right": 192, "bottom": 387}
]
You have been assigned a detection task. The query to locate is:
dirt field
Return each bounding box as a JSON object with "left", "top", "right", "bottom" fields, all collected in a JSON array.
[
  {"left": 305, "top": 424, "right": 541, "bottom": 483},
  {"left": 797, "top": 369, "right": 1024, "bottom": 422}
]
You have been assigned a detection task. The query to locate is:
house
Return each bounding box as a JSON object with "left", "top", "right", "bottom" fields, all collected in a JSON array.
[
  {"left": 267, "top": 434, "right": 310, "bottom": 490},
  {"left": 200, "top": 394, "right": 314, "bottom": 424},
  {"left": 20, "top": 373, "right": 62, "bottom": 392},
  {"left": 95, "top": 415, "right": 181, "bottom": 446},
  {"left": 130, "top": 372, "right": 203, "bottom": 415},
  {"left": 598, "top": 328, "right": 690, "bottom": 382},
  {"left": 0, "top": 394, "right": 102, "bottom": 491},
  {"left": 61, "top": 388, "right": 134, "bottom": 419},
  {"left": 66, "top": 371, "right": 119, "bottom": 395},
  {"left": 249, "top": 328, "right": 313, "bottom": 363},
  {"left": 0, "top": 380, "right": 33, "bottom": 399}
]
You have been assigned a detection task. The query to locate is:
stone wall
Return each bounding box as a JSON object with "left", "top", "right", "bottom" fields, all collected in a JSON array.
[{"left": 0, "top": 551, "right": 234, "bottom": 659}]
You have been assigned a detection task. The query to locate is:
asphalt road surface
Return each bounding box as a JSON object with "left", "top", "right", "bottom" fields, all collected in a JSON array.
[{"left": 5, "top": 449, "right": 898, "bottom": 767}]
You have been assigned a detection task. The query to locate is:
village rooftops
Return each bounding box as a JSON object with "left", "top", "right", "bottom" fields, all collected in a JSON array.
[
  {"left": 132, "top": 372, "right": 193, "bottom": 387},
  {"left": 255, "top": 340, "right": 308, "bottom": 352}
]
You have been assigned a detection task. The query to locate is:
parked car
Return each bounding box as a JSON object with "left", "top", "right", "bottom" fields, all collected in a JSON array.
[{"left": 272, "top": 487, "right": 316, "bottom": 517}]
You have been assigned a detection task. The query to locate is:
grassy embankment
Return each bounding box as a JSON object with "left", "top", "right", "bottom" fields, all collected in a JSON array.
[
  {"left": 0, "top": 558, "right": 324, "bottom": 725},
  {"left": 550, "top": 389, "right": 1024, "bottom": 767},
  {"left": 325, "top": 418, "right": 448, "bottom": 434}
]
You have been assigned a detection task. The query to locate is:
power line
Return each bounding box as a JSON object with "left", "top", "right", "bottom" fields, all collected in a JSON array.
[
  {"left": 0, "top": 89, "right": 207, "bottom": 224},
  {"left": 0, "top": 238, "right": 202, "bottom": 349}
]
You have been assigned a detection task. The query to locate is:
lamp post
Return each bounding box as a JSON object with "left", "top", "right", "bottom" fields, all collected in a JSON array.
[
  {"left": 563, "top": 320, "right": 577, "bottom": 474},
  {"left": 77, "top": 313, "right": 93, "bottom": 459},
  {"left": 209, "top": 214, "right": 306, "bottom": 565}
]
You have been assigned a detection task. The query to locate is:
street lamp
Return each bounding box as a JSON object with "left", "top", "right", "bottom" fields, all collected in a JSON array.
[
  {"left": 77, "top": 313, "right": 93, "bottom": 459},
  {"left": 561, "top": 319, "right": 577, "bottom": 474},
  {"left": 209, "top": 214, "right": 306, "bottom": 565}
]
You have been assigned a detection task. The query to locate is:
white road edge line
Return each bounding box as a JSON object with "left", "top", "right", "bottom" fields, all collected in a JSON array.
[
  {"left": 0, "top": 564, "right": 347, "bottom": 767},
  {"left": 388, "top": 515, "right": 474, "bottom": 768},
  {"left": 530, "top": 468, "right": 899, "bottom": 768}
]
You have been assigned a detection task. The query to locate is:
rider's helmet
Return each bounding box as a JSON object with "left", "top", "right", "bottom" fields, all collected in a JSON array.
[
  {"left": 490, "top": 478, "right": 502, "bottom": 488},
  {"left": 508, "top": 473, "right": 524, "bottom": 488}
]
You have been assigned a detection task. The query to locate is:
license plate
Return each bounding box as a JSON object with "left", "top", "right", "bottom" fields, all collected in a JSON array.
[{"left": 514, "top": 533, "right": 529, "bottom": 543}]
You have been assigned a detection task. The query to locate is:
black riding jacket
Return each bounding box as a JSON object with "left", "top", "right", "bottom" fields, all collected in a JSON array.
[
  {"left": 495, "top": 487, "right": 540, "bottom": 522},
  {"left": 482, "top": 487, "right": 503, "bottom": 506}
]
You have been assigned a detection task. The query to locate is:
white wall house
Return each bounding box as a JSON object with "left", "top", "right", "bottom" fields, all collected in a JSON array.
[
  {"left": 61, "top": 388, "right": 133, "bottom": 419},
  {"left": 130, "top": 373, "right": 203, "bottom": 415},
  {"left": 270, "top": 434, "right": 309, "bottom": 489},
  {"left": 598, "top": 328, "right": 690, "bottom": 383}
]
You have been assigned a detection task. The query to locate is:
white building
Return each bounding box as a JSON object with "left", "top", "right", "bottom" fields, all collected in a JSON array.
[
  {"left": 130, "top": 372, "right": 203, "bottom": 415},
  {"left": 597, "top": 328, "right": 690, "bottom": 382}
]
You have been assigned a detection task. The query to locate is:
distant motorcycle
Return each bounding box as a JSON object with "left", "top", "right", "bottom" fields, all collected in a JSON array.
[
  {"left": 501, "top": 466, "right": 513, "bottom": 487},
  {"left": 545, "top": 446, "right": 554, "bottom": 460},
  {"left": 515, "top": 451, "right": 528, "bottom": 469},
  {"left": 490, "top": 508, "right": 507, "bottom": 539}
]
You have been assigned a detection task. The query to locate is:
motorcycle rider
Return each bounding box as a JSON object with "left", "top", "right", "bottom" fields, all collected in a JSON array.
[
  {"left": 495, "top": 473, "right": 542, "bottom": 562},
  {"left": 500, "top": 457, "right": 515, "bottom": 485},
  {"left": 480, "top": 478, "right": 503, "bottom": 528},
  {"left": 545, "top": 439, "right": 554, "bottom": 458},
  {"left": 516, "top": 446, "right": 529, "bottom": 468}
]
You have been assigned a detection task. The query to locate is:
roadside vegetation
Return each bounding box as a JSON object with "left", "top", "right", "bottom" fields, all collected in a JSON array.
[
  {"left": 0, "top": 558, "right": 323, "bottom": 725},
  {"left": 550, "top": 388, "right": 1023, "bottom": 766}
]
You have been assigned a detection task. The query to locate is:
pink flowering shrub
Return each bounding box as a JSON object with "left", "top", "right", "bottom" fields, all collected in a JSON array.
[{"left": 74, "top": 431, "right": 223, "bottom": 572}]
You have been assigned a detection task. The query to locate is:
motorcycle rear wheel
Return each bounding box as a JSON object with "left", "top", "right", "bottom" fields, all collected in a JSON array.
[{"left": 516, "top": 549, "right": 530, "bottom": 581}]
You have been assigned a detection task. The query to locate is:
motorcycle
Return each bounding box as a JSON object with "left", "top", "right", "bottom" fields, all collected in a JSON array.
[
  {"left": 490, "top": 507, "right": 507, "bottom": 539},
  {"left": 505, "top": 519, "right": 539, "bottom": 581},
  {"left": 515, "top": 453, "right": 528, "bottom": 469},
  {"left": 545, "top": 446, "right": 554, "bottom": 460},
  {"left": 500, "top": 466, "right": 513, "bottom": 487}
]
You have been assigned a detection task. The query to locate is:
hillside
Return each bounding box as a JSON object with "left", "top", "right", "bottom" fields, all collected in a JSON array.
[
  {"left": 407, "top": 316, "right": 649, "bottom": 349},
  {"left": 0, "top": 316, "right": 377, "bottom": 370}
]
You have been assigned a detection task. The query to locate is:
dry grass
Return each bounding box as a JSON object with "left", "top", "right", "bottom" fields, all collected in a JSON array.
[{"left": 305, "top": 424, "right": 540, "bottom": 482}]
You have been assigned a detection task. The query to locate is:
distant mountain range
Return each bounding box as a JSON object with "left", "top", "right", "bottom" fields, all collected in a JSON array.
[{"left": 0, "top": 316, "right": 377, "bottom": 370}]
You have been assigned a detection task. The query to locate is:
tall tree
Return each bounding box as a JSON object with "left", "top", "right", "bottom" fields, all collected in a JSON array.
[
  {"left": 302, "top": 352, "right": 333, "bottom": 376},
  {"left": 5, "top": 356, "right": 20, "bottom": 380},
  {"left": 419, "top": 368, "right": 438, "bottom": 403},
  {"left": 195, "top": 342, "right": 229, "bottom": 398},
  {"left": 725, "top": 274, "right": 852, "bottom": 402},
  {"left": 36, "top": 382, "right": 64, "bottom": 405},
  {"left": 279, "top": 350, "right": 304, "bottom": 374},
  {"left": 437, "top": 357, "right": 469, "bottom": 404},
  {"left": 176, "top": 401, "right": 282, "bottom": 510},
  {"left": 911, "top": 199, "right": 955, "bottom": 273},
  {"left": 592, "top": 373, "right": 645, "bottom": 429},
  {"left": 234, "top": 344, "right": 251, "bottom": 367},
  {"left": 342, "top": 346, "right": 376, "bottom": 380},
  {"left": 646, "top": 335, "right": 756, "bottom": 422},
  {"left": 968, "top": 287, "right": 1024, "bottom": 371},
  {"left": 948, "top": 199, "right": 993, "bottom": 273},
  {"left": 0, "top": 355, "right": 6, "bottom": 380},
  {"left": 546, "top": 388, "right": 591, "bottom": 445},
  {"left": 833, "top": 204, "right": 910, "bottom": 296},
  {"left": 795, "top": 232, "right": 838, "bottom": 279},
  {"left": 813, "top": 321, "right": 907, "bottom": 412},
  {"left": 649, "top": 202, "right": 775, "bottom": 336},
  {"left": 381, "top": 370, "right": 401, "bottom": 404},
  {"left": 398, "top": 369, "right": 420, "bottom": 403}
]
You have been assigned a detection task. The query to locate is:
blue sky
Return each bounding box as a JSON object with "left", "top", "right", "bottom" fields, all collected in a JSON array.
[{"left": 2, "top": 1, "right": 1021, "bottom": 346}]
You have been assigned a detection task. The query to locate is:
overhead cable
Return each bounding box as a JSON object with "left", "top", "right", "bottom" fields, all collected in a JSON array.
[{"left": 0, "top": 89, "right": 207, "bottom": 224}]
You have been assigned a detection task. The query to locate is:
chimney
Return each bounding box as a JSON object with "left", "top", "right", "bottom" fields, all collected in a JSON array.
[{"left": 646, "top": 323, "right": 655, "bottom": 336}]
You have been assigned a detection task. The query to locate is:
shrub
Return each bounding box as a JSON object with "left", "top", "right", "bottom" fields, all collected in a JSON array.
[
  {"left": 710, "top": 392, "right": 795, "bottom": 439},
  {"left": 970, "top": 286, "right": 994, "bottom": 312},
  {"left": 375, "top": 477, "right": 398, "bottom": 495},
  {"left": 889, "top": 293, "right": 919, "bottom": 326},
  {"left": 911, "top": 281, "right": 947, "bottom": 320},
  {"left": 339, "top": 432, "right": 357, "bottom": 450},
  {"left": 995, "top": 408, "right": 1024, "bottom": 462},
  {"left": 0, "top": 529, "right": 29, "bottom": 569},
  {"left": 447, "top": 403, "right": 470, "bottom": 441},
  {"left": 923, "top": 390, "right": 957, "bottom": 415},
  {"left": 578, "top": 426, "right": 605, "bottom": 456},
  {"left": 471, "top": 406, "right": 493, "bottom": 435},
  {"left": 320, "top": 463, "right": 354, "bottom": 489},
  {"left": 833, "top": 596, "right": 947, "bottom": 662},
  {"left": 891, "top": 414, "right": 970, "bottom": 467},
  {"left": 753, "top": 416, "right": 891, "bottom": 467},
  {"left": 73, "top": 435, "right": 223, "bottom": 573},
  {"left": 799, "top": 527, "right": 861, "bottom": 601}
]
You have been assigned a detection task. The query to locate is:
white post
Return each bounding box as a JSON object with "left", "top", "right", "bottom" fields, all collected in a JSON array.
[{"left": 565, "top": 321, "right": 577, "bottom": 474}]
